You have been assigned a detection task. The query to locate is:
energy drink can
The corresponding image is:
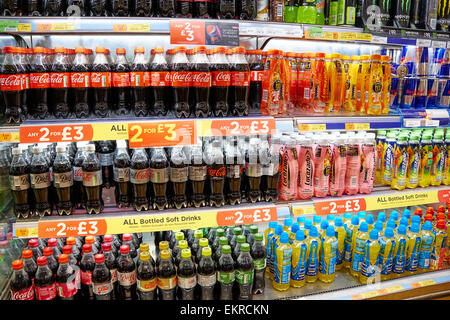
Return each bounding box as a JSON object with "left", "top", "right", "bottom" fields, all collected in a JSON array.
[
  {"left": 411, "top": 0, "right": 438, "bottom": 29},
  {"left": 431, "top": 48, "right": 446, "bottom": 76},
  {"left": 379, "top": 0, "right": 392, "bottom": 26},
  {"left": 395, "top": 0, "right": 412, "bottom": 27},
  {"left": 345, "top": 0, "right": 357, "bottom": 25},
  {"left": 413, "top": 77, "right": 428, "bottom": 109},
  {"left": 390, "top": 74, "right": 400, "bottom": 109},
  {"left": 426, "top": 77, "right": 439, "bottom": 108},
  {"left": 399, "top": 46, "right": 415, "bottom": 76},
  {"left": 438, "top": 78, "right": 450, "bottom": 108},
  {"left": 438, "top": 0, "right": 450, "bottom": 31},
  {"left": 415, "top": 47, "right": 429, "bottom": 77},
  {"left": 401, "top": 77, "right": 418, "bottom": 109}
]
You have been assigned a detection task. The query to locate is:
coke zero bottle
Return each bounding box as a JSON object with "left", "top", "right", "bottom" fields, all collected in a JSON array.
[
  {"left": 43, "top": 247, "right": 59, "bottom": 276},
  {"left": 22, "top": 249, "right": 38, "bottom": 281},
  {"left": 92, "top": 253, "right": 113, "bottom": 300},
  {"left": 193, "top": 0, "right": 211, "bottom": 17},
  {"left": 113, "top": 140, "right": 131, "bottom": 208},
  {"left": 136, "top": 251, "right": 157, "bottom": 300},
  {"left": 130, "top": 148, "right": 150, "bottom": 211},
  {"left": 50, "top": 47, "right": 70, "bottom": 118},
  {"left": 35, "top": 256, "right": 57, "bottom": 300},
  {"left": 82, "top": 144, "right": 103, "bottom": 215},
  {"left": 149, "top": 46, "right": 170, "bottom": 116},
  {"left": 95, "top": 140, "right": 116, "bottom": 189},
  {"left": 171, "top": 46, "right": 191, "bottom": 118},
  {"left": 130, "top": 47, "right": 150, "bottom": 117},
  {"left": 133, "top": 0, "right": 152, "bottom": 15},
  {"left": 117, "top": 244, "right": 137, "bottom": 300},
  {"left": 175, "top": 0, "right": 192, "bottom": 17},
  {"left": 101, "top": 242, "right": 118, "bottom": 299},
  {"left": 71, "top": 46, "right": 91, "bottom": 118},
  {"left": 210, "top": 46, "right": 230, "bottom": 116},
  {"left": 53, "top": 145, "right": 73, "bottom": 216},
  {"left": 30, "top": 146, "right": 52, "bottom": 217},
  {"left": 225, "top": 137, "right": 243, "bottom": 205},
  {"left": 73, "top": 142, "right": 87, "bottom": 209},
  {"left": 0, "top": 47, "right": 24, "bottom": 123},
  {"left": 9, "top": 147, "right": 31, "bottom": 219},
  {"left": 10, "top": 260, "right": 34, "bottom": 300},
  {"left": 29, "top": 46, "right": 50, "bottom": 119},
  {"left": 229, "top": 47, "right": 250, "bottom": 116},
  {"left": 249, "top": 49, "right": 264, "bottom": 114},
  {"left": 91, "top": 47, "right": 111, "bottom": 117},
  {"left": 111, "top": 0, "right": 129, "bottom": 15},
  {"left": 217, "top": 0, "right": 236, "bottom": 18},
  {"left": 112, "top": 48, "right": 130, "bottom": 115},
  {"left": 169, "top": 146, "right": 188, "bottom": 209},
  {"left": 205, "top": 140, "right": 226, "bottom": 207},
  {"left": 150, "top": 148, "right": 169, "bottom": 210},
  {"left": 192, "top": 46, "right": 211, "bottom": 117},
  {"left": 80, "top": 244, "right": 95, "bottom": 300},
  {"left": 56, "top": 254, "right": 79, "bottom": 300},
  {"left": 156, "top": 0, "right": 175, "bottom": 16}
]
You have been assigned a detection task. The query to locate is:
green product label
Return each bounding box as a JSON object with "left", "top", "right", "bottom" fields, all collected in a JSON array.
[
  {"left": 254, "top": 258, "right": 266, "bottom": 270},
  {"left": 0, "top": 20, "right": 18, "bottom": 32},
  {"left": 217, "top": 271, "right": 235, "bottom": 284},
  {"left": 346, "top": 6, "right": 356, "bottom": 25},
  {"left": 337, "top": 0, "right": 345, "bottom": 24},
  {"left": 329, "top": 1, "right": 338, "bottom": 25},
  {"left": 235, "top": 269, "right": 254, "bottom": 285}
]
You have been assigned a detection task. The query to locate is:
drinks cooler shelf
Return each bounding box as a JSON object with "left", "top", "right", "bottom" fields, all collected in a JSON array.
[{"left": 0, "top": 17, "right": 449, "bottom": 48}]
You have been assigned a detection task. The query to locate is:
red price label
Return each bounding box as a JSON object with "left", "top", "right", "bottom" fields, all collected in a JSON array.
[
  {"left": 20, "top": 124, "right": 94, "bottom": 144},
  {"left": 315, "top": 198, "right": 367, "bottom": 216},
  {"left": 209, "top": 118, "right": 276, "bottom": 136},
  {"left": 127, "top": 120, "right": 196, "bottom": 149},
  {"left": 38, "top": 219, "right": 107, "bottom": 238},
  {"left": 216, "top": 207, "right": 277, "bottom": 226},
  {"left": 170, "top": 20, "right": 205, "bottom": 45},
  {"left": 437, "top": 189, "right": 450, "bottom": 202}
]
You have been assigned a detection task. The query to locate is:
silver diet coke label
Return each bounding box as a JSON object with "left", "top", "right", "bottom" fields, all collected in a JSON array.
[
  {"left": 150, "top": 167, "right": 169, "bottom": 183},
  {"left": 82, "top": 170, "right": 103, "bottom": 187},
  {"left": 130, "top": 168, "right": 149, "bottom": 184},
  {"left": 9, "top": 174, "right": 30, "bottom": 191},
  {"left": 53, "top": 171, "right": 74, "bottom": 188},
  {"left": 113, "top": 166, "right": 130, "bottom": 183},
  {"left": 189, "top": 166, "right": 207, "bottom": 181},
  {"left": 98, "top": 152, "right": 114, "bottom": 166},
  {"left": 73, "top": 166, "right": 83, "bottom": 182},
  {"left": 30, "top": 172, "right": 51, "bottom": 189},
  {"left": 170, "top": 167, "right": 188, "bottom": 183}
]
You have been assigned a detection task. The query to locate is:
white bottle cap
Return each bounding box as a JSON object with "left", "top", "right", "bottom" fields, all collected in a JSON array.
[
  {"left": 12, "top": 148, "right": 20, "bottom": 156},
  {"left": 86, "top": 144, "right": 96, "bottom": 152},
  {"left": 32, "top": 146, "right": 42, "bottom": 154}
]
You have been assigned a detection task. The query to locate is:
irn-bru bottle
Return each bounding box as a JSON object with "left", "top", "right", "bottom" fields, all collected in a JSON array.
[
  {"left": 312, "top": 53, "right": 327, "bottom": 113},
  {"left": 431, "top": 131, "right": 445, "bottom": 186},
  {"left": 367, "top": 54, "right": 383, "bottom": 115},
  {"left": 334, "top": 217, "right": 346, "bottom": 271},
  {"left": 272, "top": 232, "right": 292, "bottom": 291},
  {"left": 343, "top": 216, "right": 359, "bottom": 269},
  {"left": 418, "top": 221, "right": 435, "bottom": 273},
  {"left": 332, "top": 54, "right": 345, "bottom": 112},
  {"left": 350, "top": 222, "right": 369, "bottom": 278},
  {"left": 290, "top": 230, "right": 308, "bottom": 288},
  {"left": 305, "top": 226, "right": 321, "bottom": 283},
  {"left": 344, "top": 55, "right": 359, "bottom": 112},
  {"left": 392, "top": 225, "right": 408, "bottom": 278},
  {"left": 356, "top": 55, "right": 371, "bottom": 113},
  {"left": 419, "top": 132, "right": 433, "bottom": 187},
  {"left": 381, "top": 55, "right": 391, "bottom": 114},
  {"left": 377, "top": 227, "right": 396, "bottom": 281},
  {"left": 359, "top": 229, "right": 380, "bottom": 285},
  {"left": 268, "top": 225, "right": 283, "bottom": 280},
  {"left": 406, "top": 134, "right": 421, "bottom": 188},
  {"left": 319, "top": 226, "right": 338, "bottom": 283},
  {"left": 405, "top": 223, "right": 422, "bottom": 275},
  {"left": 430, "top": 220, "right": 447, "bottom": 271},
  {"left": 392, "top": 135, "right": 408, "bottom": 190}
]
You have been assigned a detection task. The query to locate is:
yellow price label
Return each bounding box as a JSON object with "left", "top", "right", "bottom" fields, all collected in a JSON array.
[
  {"left": 361, "top": 291, "right": 380, "bottom": 299},
  {"left": 18, "top": 23, "right": 31, "bottom": 32},
  {"left": 91, "top": 123, "right": 128, "bottom": 141},
  {"left": 113, "top": 24, "right": 128, "bottom": 32},
  {"left": 411, "top": 279, "right": 436, "bottom": 288},
  {"left": 345, "top": 123, "right": 370, "bottom": 130},
  {"left": 15, "top": 228, "right": 29, "bottom": 238},
  {"left": 51, "top": 22, "right": 75, "bottom": 31},
  {"left": 299, "top": 123, "right": 327, "bottom": 132},
  {"left": 127, "top": 24, "right": 150, "bottom": 32},
  {"left": 12, "top": 132, "right": 20, "bottom": 141},
  {"left": 0, "top": 133, "right": 12, "bottom": 141},
  {"left": 338, "top": 32, "right": 357, "bottom": 41},
  {"left": 323, "top": 32, "right": 336, "bottom": 40},
  {"left": 356, "top": 33, "right": 372, "bottom": 42},
  {"left": 292, "top": 206, "right": 315, "bottom": 216},
  {"left": 385, "top": 285, "right": 404, "bottom": 293}
]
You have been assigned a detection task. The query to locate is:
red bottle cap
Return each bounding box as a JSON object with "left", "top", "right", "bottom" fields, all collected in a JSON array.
[
  {"left": 43, "top": 247, "right": 53, "bottom": 256},
  {"left": 62, "top": 245, "right": 72, "bottom": 254},
  {"left": 134, "top": 46, "right": 145, "bottom": 54},
  {"left": 94, "top": 254, "right": 105, "bottom": 264},
  {"left": 437, "top": 219, "right": 447, "bottom": 229},
  {"left": 95, "top": 46, "right": 106, "bottom": 53},
  {"left": 58, "top": 254, "right": 69, "bottom": 264},
  {"left": 85, "top": 236, "right": 95, "bottom": 244},
  {"left": 120, "top": 245, "right": 129, "bottom": 254},
  {"left": 12, "top": 259, "right": 24, "bottom": 270},
  {"left": 438, "top": 205, "right": 446, "bottom": 213},
  {"left": 426, "top": 207, "right": 434, "bottom": 214},
  {"left": 22, "top": 249, "right": 33, "bottom": 259},
  {"left": 122, "top": 234, "right": 132, "bottom": 241},
  {"left": 47, "top": 238, "right": 57, "bottom": 247},
  {"left": 37, "top": 256, "right": 48, "bottom": 266},
  {"left": 102, "top": 243, "right": 112, "bottom": 252},
  {"left": 437, "top": 212, "right": 445, "bottom": 220},
  {"left": 82, "top": 244, "right": 92, "bottom": 253},
  {"left": 414, "top": 208, "right": 423, "bottom": 217},
  {"left": 424, "top": 214, "right": 433, "bottom": 222},
  {"left": 66, "top": 237, "right": 76, "bottom": 245},
  {"left": 28, "top": 239, "right": 39, "bottom": 248},
  {"left": 103, "top": 235, "right": 113, "bottom": 243},
  {"left": 116, "top": 48, "right": 126, "bottom": 55}
]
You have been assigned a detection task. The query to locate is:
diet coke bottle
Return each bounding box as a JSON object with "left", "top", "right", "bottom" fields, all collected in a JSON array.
[
  {"left": 189, "top": 145, "right": 207, "bottom": 208},
  {"left": 130, "top": 47, "right": 150, "bottom": 117},
  {"left": 171, "top": 46, "right": 191, "bottom": 118},
  {"left": 102, "top": 242, "right": 119, "bottom": 299},
  {"left": 225, "top": 137, "right": 244, "bottom": 205},
  {"left": 229, "top": 47, "right": 250, "bottom": 116},
  {"left": 82, "top": 144, "right": 103, "bottom": 215},
  {"left": 217, "top": 0, "right": 237, "bottom": 18},
  {"left": 149, "top": 47, "right": 170, "bottom": 116},
  {"left": 91, "top": 47, "right": 111, "bottom": 117},
  {"left": 210, "top": 46, "right": 230, "bottom": 116},
  {"left": 50, "top": 47, "right": 71, "bottom": 118},
  {"left": 9, "top": 147, "right": 31, "bottom": 218},
  {"left": 130, "top": 148, "right": 150, "bottom": 212},
  {"left": 73, "top": 142, "right": 87, "bottom": 209},
  {"left": 30, "top": 146, "right": 52, "bottom": 217},
  {"left": 192, "top": 46, "right": 212, "bottom": 117},
  {"left": 10, "top": 260, "right": 35, "bottom": 300},
  {"left": 34, "top": 256, "right": 57, "bottom": 300},
  {"left": 150, "top": 147, "right": 169, "bottom": 210},
  {"left": 111, "top": 0, "right": 129, "bottom": 15},
  {"left": 95, "top": 140, "right": 116, "bottom": 189},
  {"left": 205, "top": 139, "right": 226, "bottom": 207},
  {"left": 113, "top": 140, "right": 131, "bottom": 208},
  {"left": 112, "top": 48, "right": 131, "bottom": 115},
  {"left": 29, "top": 46, "right": 50, "bottom": 119},
  {"left": 71, "top": 46, "right": 91, "bottom": 118},
  {"left": 53, "top": 145, "right": 73, "bottom": 216},
  {"left": 156, "top": 0, "right": 175, "bottom": 16},
  {"left": 193, "top": 0, "right": 211, "bottom": 18},
  {"left": 169, "top": 146, "right": 189, "bottom": 209},
  {"left": 117, "top": 244, "right": 137, "bottom": 300}
]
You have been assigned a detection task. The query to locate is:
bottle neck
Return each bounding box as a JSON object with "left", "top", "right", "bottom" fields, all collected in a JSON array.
[
  {"left": 74, "top": 52, "right": 88, "bottom": 65},
  {"left": 152, "top": 52, "right": 167, "bottom": 64},
  {"left": 3, "top": 52, "right": 15, "bottom": 66},
  {"left": 93, "top": 53, "right": 108, "bottom": 65},
  {"left": 173, "top": 51, "right": 188, "bottom": 65},
  {"left": 53, "top": 53, "right": 65, "bottom": 65},
  {"left": 115, "top": 53, "right": 128, "bottom": 65},
  {"left": 133, "top": 52, "right": 146, "bottom": 64}
]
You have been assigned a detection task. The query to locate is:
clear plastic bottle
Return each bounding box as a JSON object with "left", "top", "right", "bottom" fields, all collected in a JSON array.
[
  {"left": 176, "top": 249, "right": 196, "bottom": 300},
  {"left": 217, "top": 245, "right": 234, "bottom": 300},
  {"left": 318, "top": 226, "right": 338, "bottom": 283},
  {"left": 334, "top": 217, "right": 346, "bottom": 271},
  {"left": 157, "top": 249, "right": 176, "bottom": 300},
  {"left": 359, "top": 229, "right": 381, "bottom": 284},
  {"left": 197, "top": 247, "right": 216, "bottom": 300},
  {"left": 392, "top": 225, "right": 408, "bottom": 278},
  {"left": 350, "top": 222, "right": 369, "bottom": 278},
  {"left": 418, "top": 221, "right": 435, "bottom": 273},
  {"left": 272, "top": 232, "right": 292, "bottom": 291},
  {"left": 236, "top": 243, "right": 254, "bottom": 300},
  {"left": 305, "top": 226, "right": 321, "bottom": 283}
]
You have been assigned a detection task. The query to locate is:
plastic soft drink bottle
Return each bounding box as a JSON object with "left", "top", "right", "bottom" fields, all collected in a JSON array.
[
  {"left": 417, "top": 221, "right": 435, "bottom": 273},
  {"left": 319, "top": 226, "right": 338, "bottom": 283},
  {"left": 297, "top": 137, "right": 314, "bottom": 199},
  {"left": 49, "top": 47, "right": 70, "bottom": 119},
  {"left": 314, "top": 137, "right": 331, "bottom": 197},
  {"left": 377, "top": 227, "right": 396, "bottom": 281},
  {"left": 34, "top": 256, "right": 57, "bottom": 301},
  {"left": 157, "top": 249, "right": 176, "bottom": 300},
  {"left": 82, "top": 144, "right": 103, "bottom": 215},
  {"left": 56, "top": 254, "right": 79, "bottom": 300},
  {"left": 290, "top": 230, "right": 307, "bottom": 288},
  {"left": 191, "top": 46, "right": 211, "bottom": 117},
  {"left": 419, "top": 131, "right": 433, "bottom": 187},
  {"left": 334, "top": 217, "right": 346, "bottom": 271},
  {"left": 112, "top": 48, "right": 130, "bottom": 115},
  {"left": 197, "top": 247, "right": 216, "bottom": 300},
  {"left": 149, "top": 47, "right": 170, "bottom": 116},
  {"left": 113, "top": 140, "right": 131, "bottom": 208},
  {"left": 359, "top": 229, "right": 380, "bottom": 285},
  {"left": 365, "top": 214, "right": 375, "bottom": 232},
  {"left": 359, "top": 134, "right": 376, "bottom": 194},
  {"left": 350, "top": 222, "right": 369, "bottom": 278},
  {"left": 319, "top": 220, "right": 329, "bottom": 240},
  {"left": 268, "top": 225, "right": 283, "bottom": 280},
  {"left": 130, "top": 47, "right": 150, "bottom": 117},
  {"left": 264, "top": 221, "right": 277, "bottom": 274},
  {"left": 251, "top": 233, "right": 265, "bottom": 295},
  {"left": 305, "top": 226, "right": 320, "bottom": 283},
  {"left": 229, "top": 47, "right": 250, "bottom": 116},
  {"left": 392, "top": 225, "right": 408, "bottom": 277},
  {"left": 330, "top": 135, "right": 347, "bottom": 197},
  {"left": 272, "top": 232, "right": 292, "bottom": 291},
  {"left": 279, "top": 137, "right": 298, "bottom": 201},
  {"left": 169, "top": 146, "right": 189, "bottom": 209},
  {"left": 9, "top": 147, "right": 31, "bottom": 219},
  {"left": 171, "top": 46, "right": 191, "bottom": 118},
  {"left": 344, "top": 216, "right": 359, "bottom": 270},
  {"left": 235, "top": 243, "right": 254, "bottom": 300},
  {"left": 30, "top": 146, "right": 51, "bottom": 217},
  {"left": 176, "top": 249, "right": 196, "bottom": 300},
  {"left": 135, "top": 252, "right": 157, "bottom": 300},
  {"left": 53, "top": 145, "right": 73, "bottom": 216},
  {"left": 150, "top": 147, "right": 169, "bottom": 210},
  {"left": 80, "top": 244, "right": 95, "bottom": 300},
  {"left": 405, "top": 223, "right": 422, "bottom": 275},
  {"left": 216, "top": 244, "right": 234, "bottom": 300},
  {"left": 205, "top": 140, "right": 226, "bottom": 207},
  {"left": 225, "top": 137, "right": 244, "bottom": 205},
  {"left": 91, "top": 47, "right": 111, "bottom": 117},
  {"left": 312, "top": 53, "right": 327, "bottom": 113},
  {"left": 431, "top": 220, "right": 447, "bottom": 271}
]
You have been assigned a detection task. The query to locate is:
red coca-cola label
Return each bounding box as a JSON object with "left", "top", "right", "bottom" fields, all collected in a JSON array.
[
  {"left": 91, "top": 72, "right": 111, "bottom": 88},
  {"left": 30, "top": 73, "right": 50, "bottom": 89},
  {"left": 112, "top": 72, "right": 130, "bottom": 87},
  {"left": 0, "top": 74, "right": 24, "bottom": 91},
  {"left": 192, "top": 71, "right": 212, "bottom": 87},
  {"left": 231, "top": 71, "right": 250, "bottom": 87},
  {"left": 50, "top": 72, "right": 70, "bottom": 88},
  {"left": 130, "top": 71, "right": 150, "bottom": 87},
  {"left": 208, "top": 166, "right": 226, "bottom": 177},
  {"left": 35, "top": 283, "right": 57, "bottom": 300},
  {"left": 150, "top": 71, "right": 171, "bottom": 87},
  {"left": 212, "top": 71, "right": 231, "bottom": 87},
  {"left": 22, "top": 74, "right": 30, "bottom": 90},
  {"left": 11, "top": 286, "right": 34, "bottom": 300},
  {"left": 171, "top": 71, "right": 192, "bottom": 87},
  {"left": 57, "top": 280, "right": 78, "bottom": 298},
  {"left": 250, "top": 70, "right": 264, "bottom": 82},
  {"left": 70, "top": 72, "right": 90, "bottom": 88},
  {"left": 81, "top": 270, "right": 93, "bottom": 285}
]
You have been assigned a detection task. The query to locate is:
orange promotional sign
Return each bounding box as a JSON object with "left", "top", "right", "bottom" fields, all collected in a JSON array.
[
  {"left": 216, "top": 207, "right": 277, "bottom": 226},
  {"left": 170, "top": 20, "right": 205, "bottom": 45},
  {"left": 315, "top": 198, "right": 367, "bottom": 216},
  {"left": 38, "top": 219, "right": 107, "bottom": 238},
  {"left": 20, "top": 124, "right": 94, "bottom": 144},
  {"left": 437, "top": 189, "right": 450, "bottom": 202},
  {"left": 127, "top": 120, "right": 196, "bottom": 148},
  {"left": 209, "top": 118, "right": 276, "bottom": 136}
]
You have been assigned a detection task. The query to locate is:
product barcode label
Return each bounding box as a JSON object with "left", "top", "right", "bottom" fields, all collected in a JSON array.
[
  {"left": 304, "top": 88, "right": 310, "bottom": 100},
  {"left": 350, "top": 176, "right": 357, "bottom": 187},
  {"left": 276, "top": 4, "right": 283, "bottom": 17}
]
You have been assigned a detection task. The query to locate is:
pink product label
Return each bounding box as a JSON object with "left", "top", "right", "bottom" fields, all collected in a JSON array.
[
  {"left": 57, "top": 280, "right": 78, "bottom": 298},
  {"left": 81, "top": 270, "right": 93, "bottom": 285},
  {"left": 93, "top": 281, "right": 113, "bottom": 296},
  {"left": 314, "top": 146, "right": 331, "bottom": 198},
  {"left": 329, "top": 145, "right": 346, "bottom": 197},
  {"left": 11, "top": 286, "right": 35, "bottom": 300},
  {"left": 279, "top": 148, "right": 298, "bottom": 201},
  {"left": 298, "top": 146, "right": 314, "bottom": 200},
  {"left": 359, "top": 145, "right": 375, "bottom": 194},
  {"left": 35, "top": 283, "right": 57, "bottom": 300},
  {"left": 345, "top": 147, "right": 361, "bottom": 195},
  {"left": 118, "top": 271, "right": 137, "bottom": 286}
]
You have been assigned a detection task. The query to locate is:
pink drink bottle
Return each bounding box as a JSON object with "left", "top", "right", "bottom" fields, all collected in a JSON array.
[
  {"left": 279, "top": 137, "right": 298, "bottom": 201},
  {"left": 298, "top": 136, "right": 315, "bottom": 200},
  {"left": 345, "top": 135, "right": 361, "bottom": 195},
  {"left": 330, "top": 135, "right": 347, "bottom": 197},
  {"left": 314, "top": 137, "right": 331, "bottom": 198},
  {"left": 359, "top": 133, "right": 376, "bottom": 194}
]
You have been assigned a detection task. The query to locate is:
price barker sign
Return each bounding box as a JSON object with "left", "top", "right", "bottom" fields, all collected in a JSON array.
[
  {"left": 20, "top": 124, "right": 94, "bottom": 144},
  {"left": 38, "top": 219, "right": 107, "bottom": 238},
  {"left": 315, "top": 198, "right": 367, "bottom": 216},
  {"left": 216, "top": 207, "right": 277, "bottom": 226},
  {"left": 170, "top": 20, "right": 205, "bottom": 45}
]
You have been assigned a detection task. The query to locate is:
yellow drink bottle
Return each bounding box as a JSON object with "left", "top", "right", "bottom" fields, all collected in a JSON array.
[
  {"left": 377, "top": 227, "right": 396, "bottom": 281},
  {"left": 392, "top": 225, "right": 408, "bottom": 278},
  {"left": 267, "top": 225, "right": 283, "bottom": 280},
  {"left": 377, "top": 212, "right": 387, "bottom": 229},
  {"left": 343, "top": 216, "right": 359, "bottom": 269},
  {"left": 366, "top": 54, "right": 383, "bottom": 115},
  {"left": 350, "top": 222, "right": 369, "bottom": 278},
  {"left": 376, "top": 130, "right": 386, "bottom": 184},
  {"left": 289, "top": 223, "right": 300, "bottom": 244},
  {"left": 356, "top": 55, "right": 370, "bottom": 113},
  {"left": 418, "top": 131, "right": 433, "bottom": 187},
  {"left": 334, "top": 217, "right": 346, "bottom": 271},
  {"left": 272, "top": 232, "right": 292, "bottom": 291},
  {"left": 344, "top": 55, "right": 359, "bottom": 112},
  {"left": 443, "top": 131, "right": 450, "bottom": 185},
  {"left": 381, "top": 55, "right": 391, "bottom": 114},
  {"left": 283, "top": 217, "right": 293, "bottom": 233},
  {"left": 392, "top": 135, "right": 408, "bottom": 190},
  {"left": 405, "top": 223, "right": 422, "bottom": 275},
  {"left": 382, "top": 132, "right": 397, "bottom": 185},
  {"left": 332, "top": 53, "right": 345, "bottom": 113},
  {"left": 417, "top": 221, "right": 435, "bottom": 273},
  {"left": 342, "top": 55, "right": 351, "bottom": 111},
  {"left": 290, "top": 230, "right": 308, "bottom": 288},
  {"left": 406, "top": 133, "right": 421, "bottom": 188},
  {"left": 446, "top": 214, "right": 450, "bottom": 262},
  {"left": 431, "top": 131, "right": 445, "bottom": 186},
  {"left": 319, "top": 220, "right": 329, "bottom": 240},
  {"left": 319, "top": 226, "right": 338, "bottom": 283},
  {"left": 296, "top": 216, "right": 306, "bottom": 230},
  {"left": 365, "top": 214, "right": 375, "bottom": 232},
  {"left": 305, "top": 226, "right": 321, "bottom": 283},
  {"left": 360, "top": 229, "right": 381, "bottom": 285},
  {"left": 374, "top": 221, "right": 384, "bottom": 237},
  {"left": 342, "top": 212, "right": 352, "bottom": 228},
  {"left": 265, "top": 221, "right": 277, "bottom": 248},
  {"left": 325, "top": 54, "right": 335, "bottom": 113},
  {"left": 304, "top": 219, "right": 313, "bottom": 237},
  {"left": 313, "top": 215, "right": 322, "bottom": 229},
  {"left": 430, "top": 220, "right": 448, "bottom": 271}
]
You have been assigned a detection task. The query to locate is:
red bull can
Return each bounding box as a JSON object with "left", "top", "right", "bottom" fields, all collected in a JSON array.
[
  {"left": 390, "top": 74, "right": 400, "bottom": 109},
  {"left": 413, "top": 76, "right": 428, "bottom": 108},
  {"left": 401, "top": 77, "right": 418, "bottom": 109},
  {"left": 400, "top": 46, "right": 415, "bottom": 76},
  {"left": 438, "top": 78, "right": 450, "bottom": 108},
  {"left": 415, "top": 47, "right": 429, "bottom": 77},
  {"left": 426, "top": 76, "right": 439, "bottom": 108}
]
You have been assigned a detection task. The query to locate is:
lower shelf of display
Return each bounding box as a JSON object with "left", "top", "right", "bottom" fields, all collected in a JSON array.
[{"left": 255, "top": 265, "right": 450, "bottom": 300}]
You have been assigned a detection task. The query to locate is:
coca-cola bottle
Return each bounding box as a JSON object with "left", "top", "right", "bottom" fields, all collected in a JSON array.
[
  {"left": 73, "top": 142, "right": 87, "bottom": 209},
  {"left": 245, "top": 138, "right": 262, "bottom": 202},
  {"left": 9, "top": 147, "right": 31, "bottom": 219},
  {"left": 225, "top": 137, "right": 243, "bottom": 205},
  {"left": 2, "top": 0, "right": 21, "bottom": 15},
  {"left": 92, "top": 253, "right": 113, "bottom": 300},
  {"left": 56, "top": 254, "right": 79, "bottom": 300},
  {"left": 102, "top": 242, "right": 118, "bottom": 299},
  {"left": 210, "top": 46, "right": 230, "bottom": 116},
  {"left": 171, "top": 46, "right": 191, "bottom": 118},
  {"left": 111, "top": 0, "right": 129, "bottom": 15},
  {"left": 193, "top": 0, "right": 211, "bottom": 17},
  {"left": 0, "top": 47, "right": 25, "bottom": 123},
  {"left": 91, "top": 47, "right": 111, "bottom": 117},
  {"left": 130, "top": 47, "right": 150, "bottom": 117},
  {"left": 249, "top": 49, "right": 264, "bottom": 114},
  {"left": 50, "top": 47, "right": 70, "bottom": 118},
  {"left": 47, "top": 238, "right": 61, "bottom": 261},
  {"left": 149, "top": 47, "right": 170, "bottom": 116},
  {"left": 117, "top": 244, "right": 137, "bottom": 300},
  {"left": 85, "top": 236, "right": 100, "bottom": 255},
  {"left": 44, "top": 0, "right": 66, "bottom": 15},
  {"left": 30, "top": 146, "right": 52, "bottom": 217},
  {"left": 150, "top": 148, "right": 169, "bottom": 210},
  {"left": 10, "top": 260, "right": 35, "bottom": 300},
  {"left": 90, "top": 0, "right": 107, "bottom": 15},
  {"left": 29, "top": 46, "right": 50, "bottom": 119},
  {"left": 95, "top": 140, "right": 116, "bottom": 189},
  {"left": 53, "top": 145, "right": 74, "bottom": 216},
  {"left": 71, "top": 46, "right": 90, "bottom": 118},
  {"left": 34, "top": 256, "right": 57, "bottom": 300},
  {"left": 156, "top": 0, "right": 175, "bottom": 16},
  {"left": 188, "top": 145, "right": 207, "bottom": 208},
  {"left": 82, "top": 144, "right": 103, "bottom": 215},
  {"left": 133, "top": 0, "right": 152, "bottom": 15},
  {"left": 229, "top": 47, "right": 250, "bottom": 116},
  {"left": 191, "top": 46, "right": 211, "bottom": 117},
  {"left": 122, "top": 234, "right": 137, "bottom": 262},
  {"left": 22, "top": 249, "right": 38, "bottom": 283},
  {"left": 16, "top": 47, "right": 30, "bottom": 118},
  {"left": 129, "top": 148, "right": 149, "bottom": 211},
  {"left": 169, "top": 146, "right": 188, "bottom": 209},
  {"left": 66, "top": 0, "right": 88, "bottom": 16},
  {"left": 136, "top": 251, "right": 157, "bottom": 300},
  {"left": 260, "top": 136, "right": 280, "bottom": 201},
  {"left": 80, "top": 244, "right": 95, "bottom": 300},
  {"left": 175, "top": 0, "right": 192, "bottom": 17},
  {"left": 110, "top": 48, "right": 130, "bottom": 116},
  {"left": 205, "top": 140, "right": 226, "bottom": 207},
  {"left": 113, "top": 140, "right": 131, "bottom": 208},
  {"left": 65, "top": 237, "right": 82, "bottom": 261},
  {"left": 43, "top": 247, "right": 59, "bottom": 276},
  {"left": 217, "top": 0, "right": 236, "bottom": 18}
]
